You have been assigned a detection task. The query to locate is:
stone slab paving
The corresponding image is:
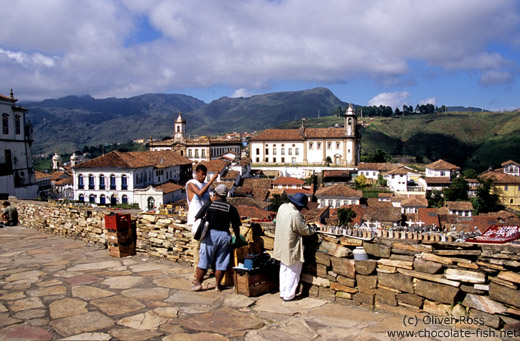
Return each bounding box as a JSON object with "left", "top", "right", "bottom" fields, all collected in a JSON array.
[{"left": 0, "top": 225, "right": 509, "bottom": 340}]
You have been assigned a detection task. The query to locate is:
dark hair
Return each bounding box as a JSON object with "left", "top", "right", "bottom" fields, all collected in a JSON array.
[
  {"left": 195, "top": 164, "right": 207, "bottom": 173},
  {"left": 2, "top": 201, "right": 9, "bottom": 206}
]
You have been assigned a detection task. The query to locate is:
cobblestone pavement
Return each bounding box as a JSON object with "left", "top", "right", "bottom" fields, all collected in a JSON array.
[{"left": 0, "top": 226, "right": 508, "bottom": 340}]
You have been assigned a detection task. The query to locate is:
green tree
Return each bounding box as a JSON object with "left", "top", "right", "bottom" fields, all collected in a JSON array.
[
  {"left": 376, "top": 174, "right": 387, "bottom": 187},
  {"left": 471, "top": 179, "right": 501, "bottom": 214},
  {"left": 462, "top": 169, "right": 478, "bottom": 179},
  {"left": 355, "top": 174, "right": 368, "bottom": 189},
  {"left": 427, "top": 190, "right": 444, "bottom": 208},
  {"left": 325, "top": 156, "right": 332, "bottom": 166},
  {"left": 337, "top": 207, "right": 356, "bottom": 226},
  {"left": 269, "top": 193, "right": 290, "bottom": 212},
  {"left": 443, "top": 177, "right": 469, "bottom": 201}
]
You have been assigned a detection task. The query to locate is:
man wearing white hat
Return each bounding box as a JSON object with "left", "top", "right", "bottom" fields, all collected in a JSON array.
[{"left": 273, "top": 192, "right": 315, "bottom": 301}]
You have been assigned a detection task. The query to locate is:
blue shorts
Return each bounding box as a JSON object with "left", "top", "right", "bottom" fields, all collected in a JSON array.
[{"left": 198, "top": 229, "right": 231, "bottom": 271}]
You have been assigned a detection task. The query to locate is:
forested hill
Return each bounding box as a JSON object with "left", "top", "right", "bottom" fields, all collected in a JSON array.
[{"left": 23, "top": 88, "right": 347, "bottom": 154}]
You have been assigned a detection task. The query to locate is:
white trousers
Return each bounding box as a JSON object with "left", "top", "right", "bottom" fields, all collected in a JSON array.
[{"left": 279, "top": 261, "right": 302, "bottom": 300}]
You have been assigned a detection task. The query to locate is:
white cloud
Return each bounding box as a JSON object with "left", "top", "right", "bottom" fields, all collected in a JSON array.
[
  {"left": 419, "top": 97, "right": 437, "bottom": 105},
  {"left": 0, "top": 0, "right": 519, "bottom": 100},
  {"left": 368, "top": 91, "right": 410, "bottom": 108},
  {"left": 230, "top": 88, "right": 255, "bottom": 98}
]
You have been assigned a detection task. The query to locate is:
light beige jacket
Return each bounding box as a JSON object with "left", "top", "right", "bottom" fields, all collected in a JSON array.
[{"left": 273, "top": 203, "right": 315, "bottom": 266}]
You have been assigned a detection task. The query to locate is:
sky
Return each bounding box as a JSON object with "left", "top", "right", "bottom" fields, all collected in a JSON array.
[{"left": 1, "top": 0, "right": 520, "bottom": 111}]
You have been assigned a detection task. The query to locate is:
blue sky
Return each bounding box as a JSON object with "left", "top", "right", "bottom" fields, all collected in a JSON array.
[{"left": 1, "top": 0, "right": 520, "bottom": 111}]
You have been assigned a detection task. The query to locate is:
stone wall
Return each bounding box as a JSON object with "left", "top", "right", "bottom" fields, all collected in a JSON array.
[
  {"left": 14, "top": 200, "right": 520, "bottom": 331},
  {"left": 293, "top": 231, "right": 520, "bottom": 331}
]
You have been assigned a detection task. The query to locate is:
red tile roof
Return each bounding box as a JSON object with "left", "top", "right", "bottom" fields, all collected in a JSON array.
[
  {"left": 74, "top": 151, "right": 191, "bottom": 169},
  {"left": 315, "top": 184, "right": 362, "bottom": 198},
  {"left": 417, "top": 208, "right": 440, "bottom": 227},
  {"left": 362, "top": 206, "right": 401, "bottom": 223},
  {"left": 446, "top": 201, "right": 473, "bottom": 211},
  {"left": 273, "top": 176, "right": 304, "bottom": 185},
  {"left": 401, "top": 196, "right": 428, "bottom": 207},
  {"left": 424, "top": 177, "right": 451, "bottom": 184},
  {"left": 322, "top": 170, "right": 351, "bottom": 178},
  {"left": 155, "top": 182, "right": 183, "bottom": 194},
  {"left": 357, "top": 163, "right": 398, "bottom": 171},
  {"left": 387, "top": 166, "right": 410, "bottom": 175},
  {"left": 243, "top": 178, "right": 272, "bottom": 189},
  {"left": 237, "top": 206, "right": 274, "bottom": 220},
  {"left": 366, "top": 198, "right": 393, "bottom": 207},
  {"left": 501, "top": 160, "right": 520, "bottom": 167},
  {"left": 198, "top": 160, "right": 230, "bottom": 172},
  {"left": 35, "top": 171, "right": 50, "bottom": 180},
  {"left": 425, "top": 159, "right": 460, "bottom": 171},
  {"left": 480, "top": 170, "right": 520, "bottom": 184}
]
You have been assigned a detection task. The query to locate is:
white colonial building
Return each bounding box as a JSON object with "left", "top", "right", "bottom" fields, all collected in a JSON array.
[
  {"left": 250, "top": 104, "right": 361, "bottom": 166},
  {"left": 150, "top": 111, "right": 242, "bottom": 163},
  {"left": 0, "top": 90, "right": 38, "bottom": 199},
  {"left": 72, "top": 150, "right": 192, "bottom": 210},
  {"left": 315, "top": 184, "right": 363, "bottom": 208}
]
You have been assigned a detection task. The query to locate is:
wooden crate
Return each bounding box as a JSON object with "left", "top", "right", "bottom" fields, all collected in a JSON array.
[
  {"left": 234, "top": 270, "right": 277, "bottom": 297},
  {"left": 108, "top": 243, "right": 136, "bottom": 258},
  {"left": 107, "top": 228, "right": 133, "bottom": 244},
  {"left": 105, "top": 213, "right": 131, "bottom": 231}
]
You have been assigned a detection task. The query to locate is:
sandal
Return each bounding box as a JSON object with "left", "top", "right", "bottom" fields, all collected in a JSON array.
[{"left": 191, "top": 283, "right": 202, "bottom": 291}]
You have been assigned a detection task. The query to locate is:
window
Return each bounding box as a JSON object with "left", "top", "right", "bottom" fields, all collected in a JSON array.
[
  {"left": 256, "top": 148, "right": 260, "bottom": 155},
  {"left": 110, "top": 175, "right": 116, "bottom": 190},
  {"left": 88, "top": 174, "right": 95, "bottom": 189},
  {"left": 273, "top": 158, "right": 277, "bottom": 163},
  {"left": 202, "top": 149, "right": 206, "bottom": 157},
  {"left": 2, "top": 114, "right": 8, "bottom": 134},
  {"left": 265, "top": 158, "right": 269, "bottom": 163},
  {"left": 89, "top": 194, "right": 96, "bottom": 203},
  {"left": 505, "top": 185, "right": 509, "bottom": 191},
  {"left": 122, "top": 195, "right": 128, "bottom": 204},
  {"left": 288, "top": 148, "right": 292, "bottom": 155},
  {"left": 122, "top": 175, "right": 128, "bottom": 190},
  {"left": 100, "top": 194, "right": 106, "bottom": 205},
  {"left": 78, "top": 175, "right": 84, "bottom": 189},
  {"left": 188, "top": 150, "right": 192, "bottom": 157},
  {"left": 281, "top": 157, "right": 285, "bottom": 163},
  {"left": 195, "top": 149, "right": 199, "bottom": 157},
  {"left": 281, "top": 148, "right": 285, "bottom": 155},
  {"left": 79, "top": 194, "right": 84, "bottom": 202},
  {"left": 265, "top": 148, "right": 269, "bottom": 155},
  {"left": 111, "top": 195, "right": 117, "bottom": 205},
  {"left": 273, "top": 147, "right": 277, "bottom": 155},
  {"left": 256, "top": 157, "right": 259, "bottom": 162},
  {"left": 317, "top": 142, "right": 321, "bottom": 149},
  {"left": 327, "top": 143, "right": 331, "bottom": 150},
  {"left": 295, "top": 148, "right": 299, "bottom": 155},
  {"left": 336, "top": 142, "right": 340, "bottom": 149},
  {"left": 15, "top": 115, "right": 20, "bottom": 135},
  {"left": 309, "top": 142, "right": 313, "bottom": 150},
  {"left": 99, "top": 175, "right": 105, "bottom": 189}
]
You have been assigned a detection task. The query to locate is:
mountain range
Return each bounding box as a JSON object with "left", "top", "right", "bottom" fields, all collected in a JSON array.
[{"left": 21, "top": 88, "right": 520, "bottom": 171}]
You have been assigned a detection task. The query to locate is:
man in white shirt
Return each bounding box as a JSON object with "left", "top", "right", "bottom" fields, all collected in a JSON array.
[
  {"left": 186, "top": 164, "right": 218, "bottom": 275},
  {"left": 273, "top": 193, "right": 315, "bottom": 301}
]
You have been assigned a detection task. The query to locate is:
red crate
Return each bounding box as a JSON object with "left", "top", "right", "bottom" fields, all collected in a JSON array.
[{"left": 104, "top": 213, "right": 131, "bottom": 231}]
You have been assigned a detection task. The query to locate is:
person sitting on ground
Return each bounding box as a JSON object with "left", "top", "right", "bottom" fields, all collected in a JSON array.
[
  {"left": 192, "top": 184, "right": 241, "bottom": 292},
  {"left": 1, "top": 201, "right": 18, "bottom": 227}
]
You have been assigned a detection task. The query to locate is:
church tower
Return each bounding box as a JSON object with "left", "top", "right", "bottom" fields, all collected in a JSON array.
[
  {"left": 172, "top": 111, "right": 187, "bottom": 156},
  {"left": 70, "top": 152, "right": 79, "bottom": 167},
  {"left": 52, "top": 152, "right": 62, "bottom": 171},
  {"left": 174, "top": 111, "right": 186, "bottom": 143},
  {"left": 343, "top": 104, "right": 361, "bottom": 166}
]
